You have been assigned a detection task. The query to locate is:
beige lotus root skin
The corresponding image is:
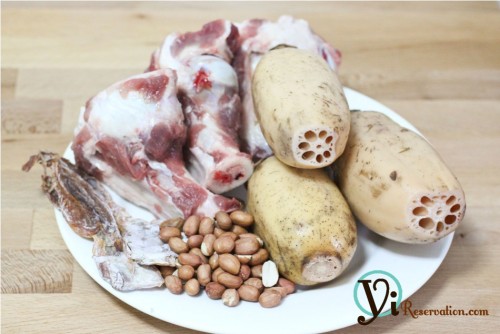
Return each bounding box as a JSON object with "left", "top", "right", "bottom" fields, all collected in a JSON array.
[
  {"left": 252, "top": 47, "right": 350, "bottom": 168},
  {"left": 334, "top": 111, "right": 466, "bottom": 244}
]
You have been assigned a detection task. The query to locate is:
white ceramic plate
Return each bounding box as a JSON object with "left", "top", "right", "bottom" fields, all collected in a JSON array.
[{"left": 57, "top": 88, "right": 453, "bottom": 334}]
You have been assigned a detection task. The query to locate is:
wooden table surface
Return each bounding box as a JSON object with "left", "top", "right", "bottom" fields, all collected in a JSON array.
[{"left": 2, "top": 2, "right": 499, "bottom": 333}]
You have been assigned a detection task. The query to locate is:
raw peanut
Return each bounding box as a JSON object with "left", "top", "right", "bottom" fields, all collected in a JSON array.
[
  {"left": 218, "top": 272, "right": 243, "bottom": 289},
  {"left": 187, "top": 234, "right": 204, "bottom": 249},
  {"left": 251, "top": 265, "right": 263, "bottom": 278},
  {"left": 215, "top": 211, "right": 233, "bottom": 230},
  {"left": 239, "top": 265, "right": 251, "bottom": 281},
  {"left": 197, "top": 264, "right": 212, "bottom": 286},
  {"left": 159, "top": 226, "right": 181, "bottom": 242},
  {"left": 230, "top": 210, "right": 254, "bottom": 227},
  {"left": 238, "top": 285, "right": 260, "bottom": 302},
  {"left": 222, "top": 289, "right": 240, "bottom": 307},
  {"left": 259, "top": 290, "right": 282, "bottom": 308},
  {"left": 239, "top": 233, "right": 264, "bottom": 246},
  {"left": 219, "top": 231, "right": 238, "bottom": 241},
  {"left": 236, "top": 254, "right": 252, "bottom": 264},
  {"left": 209, "top": 253, "right": 219, "bottom": 270},
  {"left": 201, "top": 234, "right": 216, "bottom": 256},
  {"left": 262, "top": 261, "right": 279, "bottom": 287},
  {"left": 235, "top": 238, "right": 260, "bottom": 255},
  {"left": 183, "top": 215, "right": 200, "bottom": 237},
  {"left": 213, "top": 236, "right": 235, "bottom": 254},
  {"left": 178, "top": 265, "right": 195, "bottom": 281},
  {"left": 189, "top": 248, "right": 208, "bottom": 264},
  {"left": 214, "top": 227, "right": 224, "bottom": 238},
  {"left": 278, "top": 278, "right": 296, "bottom": 294},
  {"left": 158, "top": 266, "right": 176, "bottom": 278},
  {"left": 178, "top": 253, "right": 202, "bottom": 268},
  {"left": 199, "top": 217, "right": 215, "bottom": 235},
  {"left": 168, "top": 237, "right": 189, "bottom": 254},
  {"left": 160, "top": 217, "right": 184, "bottom": 230},
  {"left": 266, "top": 287, "right": 287, "bottom": 298},
  {"left": 219, "top": 254, "right": 240, "bottom": 275},
  {"left": 205, "top": 282, "right": 226, "bottom": 299},
  {"left": 165, "top": 275, "right": 183, "bottom": 294},
  {"left": 244, "top": 277, "right": 264, "bottom": 293},
  {"left": 249, "top": 248, "right": 269, "bottom": 266},
  {"left": 231, "top": 225, "right": 248, "bottom": 236},
  {"left": 212, "top": 267, "right": 225, "bottom": 283},
  {"left": 185, "top": 278, "right": 200, "bottom": 296}
]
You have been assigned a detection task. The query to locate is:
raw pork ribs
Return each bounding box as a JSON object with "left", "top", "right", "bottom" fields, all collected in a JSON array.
[
  {"left": 73, "top": 69, "right": 241, "bottom": 219},
  {"left": 148, "top": 20, "right": 253, "bottom": 194}
]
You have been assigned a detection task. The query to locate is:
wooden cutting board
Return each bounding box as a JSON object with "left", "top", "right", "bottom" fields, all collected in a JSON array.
[{"left": 2, "top": 2, "right": 500, "bottom": 333}]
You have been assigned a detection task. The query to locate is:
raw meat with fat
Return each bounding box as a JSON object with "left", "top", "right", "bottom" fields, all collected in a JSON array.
[
  {"left": 234, "top": 16, "right": 342, "bottom": 161},
  {"left": 149, "top": 20, "right": 253, "bottom": 194},
  {"left": 72, "top": 69, "right": 241, "bottom": 219}
]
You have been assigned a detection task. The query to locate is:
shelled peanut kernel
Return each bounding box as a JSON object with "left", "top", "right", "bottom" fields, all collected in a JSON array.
[{"left": 158, "top": 211, "right": 296, "bottom": 308}]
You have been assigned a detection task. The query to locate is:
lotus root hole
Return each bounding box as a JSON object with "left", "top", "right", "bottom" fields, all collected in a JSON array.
[
  {"left": 316, "top": 155, "right": 323, "bottom": 163},
  {"left": 319, "top": 130, "right": 327, "bottom": 139},
  {"left": 446, "top": 196, "right": 456, "bottom": 205},
  {"left": 436, "top": 222, "right": 444, "bottom": 232},
  {"left": 420, "top": 196, "right": 433, "bottom": 206},
  {"left": 302, "top": 151, "right": 314, "bottom": 160},
  {"left": 445, "top": 215, "right": 457, "bottom": 224},
  {"left": 326, "top": 136, "right": 333, "bottom": 144},
  {"left": 305, "top": 131, "right": 317, "bottom": 141},
  {"left": 450, "top": 204, "right": 461, "bottom": 213},
  {"left": 299, "top": 142, "right": 310, "bottom": 150},
  {"left": 324, "top": 151, "right": 331, "bottom": 158},
  {"left": 412, "top": 207, "right": 428, "bottom": 216},
  {"left": 436, "top": 209, "right": 442, "bottom": 215},
  {"left": 419, "top": 218, "right": 434, "bottom": 230}
]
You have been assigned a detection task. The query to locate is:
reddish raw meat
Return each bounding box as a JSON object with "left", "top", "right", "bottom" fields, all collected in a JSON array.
[
  {"left": 73, "top": 69, "right": 240, "bottom": 218},
  {"left": 234, "top": 16, "right": 342, "bottom": 161},
  {"left": 149, "top": 20, "right": 253, "bottom": 194}
]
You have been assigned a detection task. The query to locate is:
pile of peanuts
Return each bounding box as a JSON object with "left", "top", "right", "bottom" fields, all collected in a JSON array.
[{"left": 158, "top": 210, "right": 296, "bottom": 308}]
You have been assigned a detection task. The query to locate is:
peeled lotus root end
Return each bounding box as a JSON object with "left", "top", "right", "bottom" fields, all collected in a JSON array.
[
  {"left": 302, "top": 253, "right": 342, "bottom": 283},
  {"left": 293, "top": 127, "right": 337, "bottom": 167},
  {"left": 408, "top": 191, "right": 465, "bottom": 238}
]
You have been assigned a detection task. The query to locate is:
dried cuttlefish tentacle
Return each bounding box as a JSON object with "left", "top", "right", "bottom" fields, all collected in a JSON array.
[
  {"left": 81, "top": 175, "right": 177, "bottom": 267},
  {"left": 120, "top": 218, "right": 178, "bottom": 266},
  {"left": 22, "top": 151, "right": 116, "bottom": 240},
  {"left": 23, "top": 152, "right": 166, "bottom": 290}
]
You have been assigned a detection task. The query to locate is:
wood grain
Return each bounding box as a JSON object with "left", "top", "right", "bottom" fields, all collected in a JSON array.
[
  {"left": 1, "top": 68, "right": 17, "bottom": 99},
  {"left": 1, "top": 209, "right": 34, "bottom": 250},
  {"left": 1, "top": 249, "right": 73, "bottom": 293},
  {"left": 1, "top": 2, "right": 499, "bottom": 333},
  {"left": 30, "top": 209, "right": 67, "bottom": 250},
  {"left": 2, "top": 98, "right": 62, "bottom": 134}
]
